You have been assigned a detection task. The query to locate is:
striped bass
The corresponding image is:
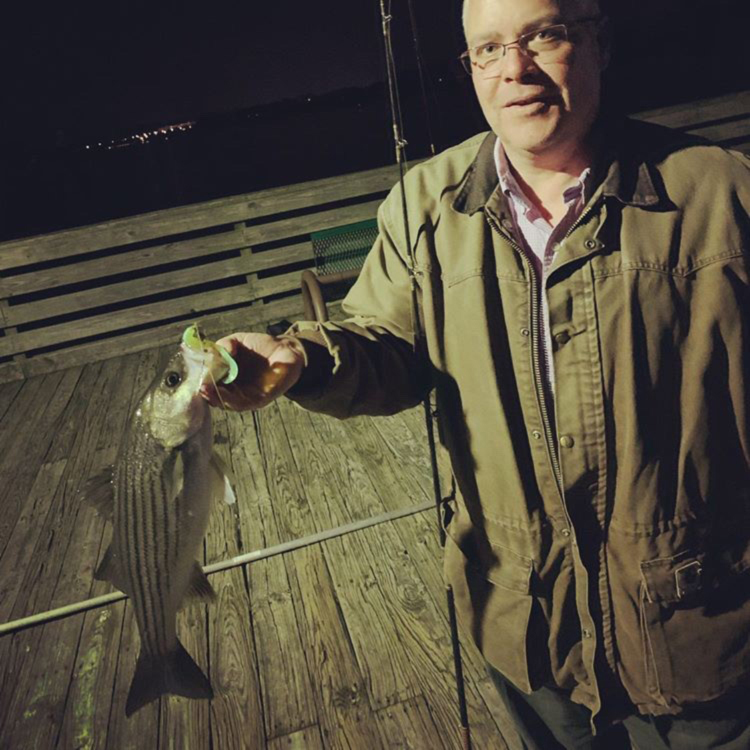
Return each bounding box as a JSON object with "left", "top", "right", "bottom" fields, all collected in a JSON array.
[{"left": 83, "top": 327, "right": 236, "bottom": 716}]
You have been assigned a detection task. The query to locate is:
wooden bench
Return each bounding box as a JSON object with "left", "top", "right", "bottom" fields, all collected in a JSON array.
[{"left": 0, "top": 90, "right": 747, "bottom": 384}]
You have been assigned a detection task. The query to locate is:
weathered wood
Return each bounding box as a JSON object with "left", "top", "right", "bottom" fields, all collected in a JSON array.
[
  {"left": 0, "top": 167, "right": 396, "bottom": 269},
  {"left": 1, "top": 201, "right": 381, "bottom": 328},
  {"left": 204, "top": 409, "right": 266, "bottom": 750},
  {"left": 273, "top": 401, "right": 416, "bottom": 711},
  {"left": 0, "top": 460, "right": 68, "bottom": 624},
  {"left": 267, "top": 725, "right": 325, "bottom": 750},
  {"left": 0, "top": 378, "right": 24, "bottom": 427},
  {"left": 224, "top": 408, "right": 318, "bottom": 739},
  {"left": 287, "top": 544, "right": 384, "bottom": 749},
  {"left": 374, "top": 696, "right": 447, "bottom": 750},
  {"left": 635, "top": 90, "right": 750, "bottom": 129},
  {"left": 105, "top": 603, "right": 161, "bottom": 749},
  {"left": 0, "top": 228, "right": 246, "bottom": 298},
  {"left": 0, "top": 285, "right": 254, "bottom": 357},
  {"left": 13, "top": 295, "right": 304, "bottom": 384},
  {"left": 55, "top": 598, "right": 127, "bottom": 750},
  {"left": 157, "top": 604, "right": 212, "bottom": 750},
  {"left": 0, "top": 367, "right": 82, "bottom": 557}
]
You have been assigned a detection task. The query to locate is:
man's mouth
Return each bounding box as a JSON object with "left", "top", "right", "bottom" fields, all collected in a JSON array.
[{"left": 505, "top": 93, "right": 556, "bottom": 108}]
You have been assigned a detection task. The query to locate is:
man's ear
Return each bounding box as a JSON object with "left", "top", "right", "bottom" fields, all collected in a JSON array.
[{"left": 597, "top": 16, "right": 613, "bottom": 71}]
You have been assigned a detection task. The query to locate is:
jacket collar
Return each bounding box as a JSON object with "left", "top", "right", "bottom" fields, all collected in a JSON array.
[{"left": 452, "top": 117, "right": 669, "bottom": 216}]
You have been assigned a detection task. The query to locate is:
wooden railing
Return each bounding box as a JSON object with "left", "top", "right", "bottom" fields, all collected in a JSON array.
[{"left": 0, "top": 90, "right": 748, "bottom": 384}]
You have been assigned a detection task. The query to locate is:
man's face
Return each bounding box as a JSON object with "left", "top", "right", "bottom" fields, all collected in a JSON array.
[{"left": 464, "top": 0, "right": 606, "bottom": 158}]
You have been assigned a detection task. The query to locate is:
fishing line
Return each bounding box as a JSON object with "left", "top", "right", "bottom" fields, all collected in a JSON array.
[{"left": 378, "top": 3, "right": 472, "bottom": 747}]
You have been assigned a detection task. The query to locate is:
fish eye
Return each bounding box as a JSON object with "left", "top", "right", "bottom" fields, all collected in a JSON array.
[{"left": 164, "top": 371, "right": 182, "bottom": 388}]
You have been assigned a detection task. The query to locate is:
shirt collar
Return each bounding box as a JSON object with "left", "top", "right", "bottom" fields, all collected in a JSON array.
[
  {"left": 453, "top": 118, "right": 685, "bottom": 216},
  {"left": 493, "top": 138, "right": 591, "bottom": 215}
]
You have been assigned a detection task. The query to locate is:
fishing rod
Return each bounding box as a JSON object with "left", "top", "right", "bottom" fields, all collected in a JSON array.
[{"left": 377, "top": 3, "right": 471, "bottom": 748}]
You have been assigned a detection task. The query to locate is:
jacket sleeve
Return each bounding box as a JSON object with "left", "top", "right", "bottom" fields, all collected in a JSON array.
[{"left": 283, "top": 185, "right": 431, "bottom": 419}]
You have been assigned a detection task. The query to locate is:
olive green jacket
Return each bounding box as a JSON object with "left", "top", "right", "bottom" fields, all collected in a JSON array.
[{"left": 286, "top": 119, "right": 750, "bottom": 726}]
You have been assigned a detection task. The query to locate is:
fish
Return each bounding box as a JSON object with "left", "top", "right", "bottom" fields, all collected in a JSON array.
[{"left": 82, "top": 325, "right": 237, "bottom": 716}]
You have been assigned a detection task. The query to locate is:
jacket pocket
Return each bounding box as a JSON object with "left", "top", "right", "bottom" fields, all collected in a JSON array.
[
  {"left": 637, "top": 546, "right": 750, "bottom": 706},
  {"left": 443, "top": 517, "right": 538, "bottom": 692}
]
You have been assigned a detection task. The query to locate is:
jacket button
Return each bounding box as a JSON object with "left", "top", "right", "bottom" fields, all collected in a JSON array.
[
  {"left": 532, "top": 430, "right": 542, "bottom": 440},
  {"left": 560, "top": 435, "right": 575, "bottom": 448},
  {"left": 561, "top": 528, "right": 571, "bottom": 538},
  {"left": 584, "top": 239, "right": 598, "bottom": 250},
  {"left": 582, "top": 629, "right": 593, "bottom": 639},
  {"left": 554, "top": 331, "right": 571, "bottom": 346},
  {"left": 520, "top": 327, "right": 530, "bottom": 337}
]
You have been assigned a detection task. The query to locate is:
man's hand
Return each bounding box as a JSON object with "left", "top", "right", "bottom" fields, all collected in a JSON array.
[{"left": 200, "top": 332, "right": 306, "bottom": 411}]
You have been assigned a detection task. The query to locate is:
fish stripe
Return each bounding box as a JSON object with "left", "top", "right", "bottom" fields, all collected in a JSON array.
[
  {"left": 151, "top": 466, "right": 169, "bottom": 650},
  {"left": 144, "top": 463, "right": 166, "bottom": 656}
]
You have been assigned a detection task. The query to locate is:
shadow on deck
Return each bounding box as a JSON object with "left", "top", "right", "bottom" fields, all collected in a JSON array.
[{"left": 0, "top": 347, "right": 521, "bottom": 749}]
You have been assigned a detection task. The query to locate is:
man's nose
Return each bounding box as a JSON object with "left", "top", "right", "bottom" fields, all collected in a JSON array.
[{"left": 500, "top": 45, "right": 537, "bottom": 81}]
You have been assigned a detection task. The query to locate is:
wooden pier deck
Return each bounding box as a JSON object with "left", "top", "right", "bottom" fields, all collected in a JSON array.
[{"left": 0, "top": 347, "right": 522, "bottom": 750}]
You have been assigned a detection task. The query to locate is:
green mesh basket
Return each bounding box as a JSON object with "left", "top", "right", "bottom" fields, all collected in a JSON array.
[{"left": 310, "top": 219, "right": 378, "bottom": 275}]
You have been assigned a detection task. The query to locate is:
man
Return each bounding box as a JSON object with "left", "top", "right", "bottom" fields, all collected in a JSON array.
[{"left": 203, "top": 0, "right": 750, "bottom": 747}]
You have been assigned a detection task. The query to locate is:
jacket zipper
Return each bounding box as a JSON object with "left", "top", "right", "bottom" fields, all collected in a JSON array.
[{"left": 485, "top": 212, "right": 564, "bottom": 495}]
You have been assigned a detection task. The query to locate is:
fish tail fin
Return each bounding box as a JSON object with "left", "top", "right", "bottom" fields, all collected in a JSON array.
[{"left": 125, "top": 641, "right": 213, "bottom": 717}]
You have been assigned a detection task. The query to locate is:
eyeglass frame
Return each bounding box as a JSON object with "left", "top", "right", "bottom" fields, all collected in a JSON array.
[{"left": 459, "top": 16, "right": 601, "bottom": 76}]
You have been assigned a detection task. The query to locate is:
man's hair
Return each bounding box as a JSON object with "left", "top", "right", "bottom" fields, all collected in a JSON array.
[{"left": 462, "top": 0, "right": 602, "bottom": 39}]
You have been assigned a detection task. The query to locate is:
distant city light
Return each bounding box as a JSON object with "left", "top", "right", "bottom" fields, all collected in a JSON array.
[{"left": 84, "top": 121, "right": 195, "bottom": 151}]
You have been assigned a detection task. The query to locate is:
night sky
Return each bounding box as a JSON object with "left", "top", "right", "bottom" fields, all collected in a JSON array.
[
  {"left": 2, "top": 1, "right": 464, "bottom": 149},
  {"left": 1, "top": 0, "right": 746, "bottom": 239}
]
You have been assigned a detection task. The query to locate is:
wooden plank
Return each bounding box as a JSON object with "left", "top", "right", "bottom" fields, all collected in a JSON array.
[
  {"left": 105, "top": 603, "right": 161, "bottom": 749},
  {"left": 635, "top": 90, "right": 750, "bottom": 129},
  {"left": 267, "top": 726, "right": 325, "bottom": 750},
  {"left": 227, "top": 407, "right": 317, "bottom": 738},
  {"left": 270, "top": 402, "right": 415, "bottom": 711},
  {"left": 374, "top": 696, "right": 447, "bottom": 750},
  {"left": 1, "top": 195, "right": 378, "bottom": 327},
  {"left": 0, "top": 166, "right": 398, "bottom": 269},
  {"left": 55, "top": 597, "right": 127, "bottom": 750},
  {"left": 157, "top": 602, "right": 212, "bottom": 749},
  {"left": 204, "top": 409, "right": 266, "bottom": 749},
  {"left": 0, "top": 446, "right": 117, "bottom": 750},
  {"left": 0, "top": 359, "right": 24, "bottom": 383},
  {"left": 286, "top": 544, "right": 384, "bottom": 750},
  {"left": 12, "top": 295, "right": 304, "bottom": 384},
  {"left": 0, "top": 378, "right": 24, "bottom": 423},
  {"left": 0, "top": 285, "right": 254, "bottom": 357},
  {"left": 0, "top": 367, "right": 82, "bottom": 556},
  {"left": 0, "top": 228, "right": 246, "bottom": 298},
  {"left": 0, "top": 460, "right": 68, "bottom": 624},
  {"left": 686, "top": 118, "right": 750, "bottom": 144}
]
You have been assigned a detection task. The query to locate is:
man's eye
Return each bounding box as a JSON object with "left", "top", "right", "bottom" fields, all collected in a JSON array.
[
  {"left": 477, "top": 43, "right": 500, "bottom": 57},
  {"left": 530, "top": 27, "right": 565, "bottom": 43}
]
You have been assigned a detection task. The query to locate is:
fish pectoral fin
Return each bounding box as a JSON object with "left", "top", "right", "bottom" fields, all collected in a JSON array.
[
  {"left": 125, "top": 641, "right": 213, "bottom": 717},
  {"left": 210, "top": 451, "right": 236, "bottom": 505},
  {"left": 94, "top": 544, "right": 131, "bottom": 596},
  {"left": 166, "top": 451, "right": 185, "bottom": 500},
  {"left": 185, "top": 561, "right": 217, "bottom": 602},
  {"left": 80, "top": 466, "right": 115, "bottom": 520}
]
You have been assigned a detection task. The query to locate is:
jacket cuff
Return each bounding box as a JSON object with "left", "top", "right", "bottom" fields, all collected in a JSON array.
[{"left": 280, "top": 323, "right": 340, "bottom": 400}]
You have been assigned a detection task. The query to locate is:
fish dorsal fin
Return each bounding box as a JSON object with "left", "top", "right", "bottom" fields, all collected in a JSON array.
[
  {"left": 210, "top": 451, "right": 236, "bottom": 505},
  {"left": 185, "top": 561, "right": 216, "bottom": 602},
  {"left": 80, "top": 466, "right": 115, "bottom": 520},
  {"left": 94, "top": 544, "right": 131, "bottom": 596}
]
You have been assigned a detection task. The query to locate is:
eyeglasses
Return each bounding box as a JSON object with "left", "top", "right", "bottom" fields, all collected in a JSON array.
[{"left": 459, "top": 17, "right": 600, "bottom": 77}]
